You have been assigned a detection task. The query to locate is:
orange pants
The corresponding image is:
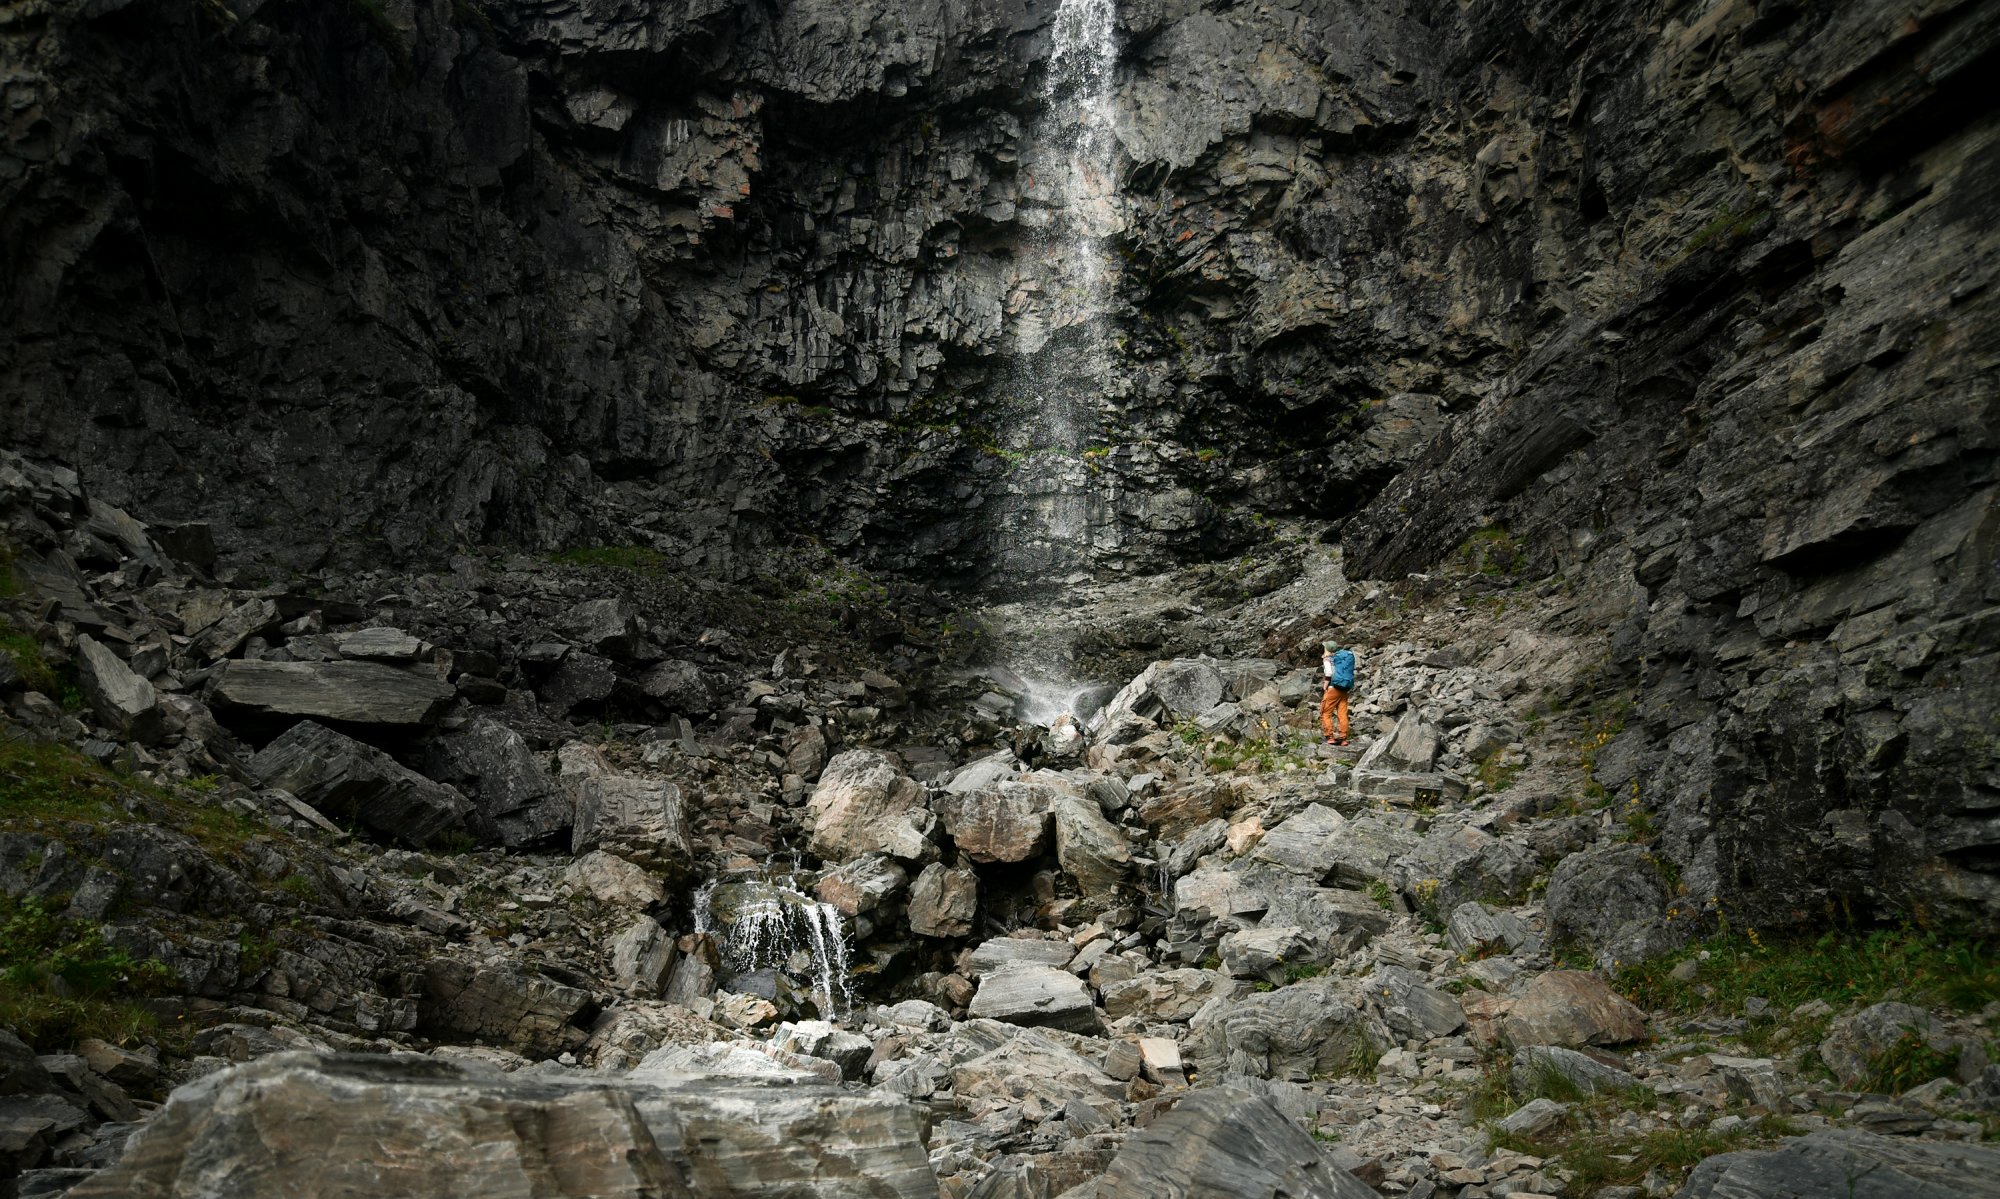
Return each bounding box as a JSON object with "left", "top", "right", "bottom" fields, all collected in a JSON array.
[{"left": 1319, "top": 686, "right": 1349, "bottom": 742}]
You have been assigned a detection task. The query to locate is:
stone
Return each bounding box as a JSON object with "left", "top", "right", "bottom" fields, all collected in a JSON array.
[
  {"left": 190, "top": 598, "right": 280, "bottom": 661},
  {"left": 423, "top": 716, "right": 569, "bottom": 847},
  {"left": 1318, "top": 815, "right": 1422, "bottom": 889},
  {"left": 334, "top": 627, "right": 426, "bottom": 661},
  {"left": 557, "top": 598, "right": 644, "bottom": 656},
  {"left": 967, "top": 967, "right": 1104, "bottom": 1036},
  {"left": 1250, "top": 804, "right": 1350, "bottom": 877},
  {"left": 563, "top": 850, "right": 665, "bottom": 908},
  {"left": 559, "top": 742, "right": 693, "bottom": 878},
  {"left": 251, "top": 720, "right": 475, "bottom": 848},
  {"left": 1189, "top": 977, "right": 1386, "bottom": 1082},
  {"left": 210, "top": 660, "right": 455, "bottom": 730},
  {"left": 952, "top": 1027, "right": 1125, "bottom": 1107},
  {"left": 1136, "top": 1037, "right": 1182, "bottom": 1083},
  {"left": 1051, "top": 792, "right": 1130, "bottom": 896},
  {"left": 1218, "top": 926, "right": 1327, "bottom": 984},
  {"left": 907, "top": 862, "right": 977, "bottom": 938},
  {"left": 67, "top": 1051, "right": 937, "bottom": 1198},
  {"left": 1096, "top": 659, "right": 1227, "bottom": 727},
  {"left": 1364, "top": 965, "right": 1465, "bottom": 1039},
  {"left": 74, "top": 635, "right": 168, "bottom": 744},
  {"left": 637, "top": 661, "right": 717, "bottom": 717},
  {"left": 1818, "top": 1002, "right": 1951, "bottom": 1089},
  {"left": 1510, "top": 1046, "right": 1640, "bottom": 1097},
  {"left": 1357, "top": 713, "right": 1442, "bottom": 772},
  {"left": 1445, "top": 902, "right": 1537, "bottom": 957},
  {"left": 1495, "top": 1097, "right": 1569, "bottom": 1139},
  {"left": 539, "top": 652, "right": 617, "bottom": 715},
  {"left": 1101, "top": 969, "right": 1244, "bottom": 1024},
  {"left": 1094, "top": 1087, "right": 1379, "bottom": 1199},
  {"left": 1501, "top": 971, "right": 1648, "bottom": 1048},
  {"left": 814, "top": 854, "right": 908, "bottom": 918},
  {"left": 784, "top": 725, "right": 829, "bottom": 782},
  {"left": 1677, "top": 1128, "right": 2000, "bottom": 1199},
  {"left": 609, "top": 916, "right": 677, "bottom": 995},
  {"left": 418, "top": 961, "right": 595, "bottom": 1057},
  {"left": 769, "top": 1021, "right": 873, "bottom": 1082},
  {"left": 1543, "top": 842, "right": 1679, "bottom": 969},
  {"left": 936, "top": 783, "right": 1052, "bottom": 864},
  {"left": 806, "top": 750, "right": 936, "bottom": 865},
  {"left": 965, "top": 938, "right": 1075, "bottom": 978}
]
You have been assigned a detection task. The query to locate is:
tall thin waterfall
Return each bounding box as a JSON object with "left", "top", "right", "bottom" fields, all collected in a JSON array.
[
  {"left": 987, "top": 0, "right": 1121, "bottom": 720},
  {"left": 998, "top": 0, "right": 1121, "bottom": 585}
]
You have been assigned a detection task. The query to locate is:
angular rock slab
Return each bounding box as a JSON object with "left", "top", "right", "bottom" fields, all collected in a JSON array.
[
  {"left": 75, "top": 634, "right": 168, "bottom": 744},
  {"left": 1094, "top": 1087, "right": 1379, "bottom": 1199},
  {"left": 419, "top": 959, "right": 596, "bottom": 1057},
  {"left": 251, "top": 720, "right": 474, "bottom": 848},
  {"left": 908, "top": 861, "right": 978, "bottom": 938},
  {"left": 423, "top": 716, "right": 569, "bottom": 847},
  {"left": 209, "top": 659, "right": 454, "bottom": 729},
  {"left": 1677, "top": 1128, "right": 2000, "bottom": 1199},
  {"left": 967, "top": 966, "right": 1104, "bottom": 1035},
  {"left": 66, "top": 1051, "right": 939, "bottom": 1199},
  {"left": 806, "top": 749, "right": 937, "bottom": 865},
  {"left": 935, "top": 782, "right": 1051, "bottom": 863}
]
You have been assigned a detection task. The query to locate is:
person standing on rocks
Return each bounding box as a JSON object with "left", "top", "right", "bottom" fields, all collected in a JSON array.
[{"left": 1320, "top": 640, "right": 1354, "bottom": 745}]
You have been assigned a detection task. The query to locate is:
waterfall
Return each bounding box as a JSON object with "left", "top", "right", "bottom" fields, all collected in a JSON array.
[
  {"left": 701, "top": 874, "right": 856, "bottom": 1018},
  {"left": 998, "top": 0, "right": 1121, "bottom": 584}
]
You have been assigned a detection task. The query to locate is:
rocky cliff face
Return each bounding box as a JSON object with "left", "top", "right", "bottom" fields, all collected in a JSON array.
[{"left": 4, "top": 1, "right": 1996, "bottom": 922}]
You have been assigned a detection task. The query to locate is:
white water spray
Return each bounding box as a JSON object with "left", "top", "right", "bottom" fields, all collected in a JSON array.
[{"left": 699, "top": 873, "right": 856, "bottom": 1018}]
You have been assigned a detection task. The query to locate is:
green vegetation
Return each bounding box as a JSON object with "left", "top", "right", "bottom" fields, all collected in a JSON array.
[
  {"left": 1679, "top": 204, "right": 1769, "bottom": 259},
  {"left": 1476, "top": 756, "right": 1523, "bottom": 792},
  {"left": 0, "top": 736, "right": 261, "bottom": 862},
  {"left": 1456, "top": 524, "right": 1524, "bottom": 576},
  {"left": 1861, "top": 1029, "right": 1961, "bottom": 1096},
  {"left": 1496, "top": 1125, "right": 1783, "bottom": 1193},
  {"left": 1367, "top": 879, "right": 1395, "bottom": 910},
  {"left": 1616, "top": 925, "right": 2000, "bottom": 1021},
  {"left": 0, "top": 895, "right": 174, "bottom": 1049}
]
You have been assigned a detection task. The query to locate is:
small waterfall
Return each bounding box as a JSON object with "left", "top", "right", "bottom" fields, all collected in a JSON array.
[{"left": 702, "top": 873, "right": 856, "bottom": 1018}]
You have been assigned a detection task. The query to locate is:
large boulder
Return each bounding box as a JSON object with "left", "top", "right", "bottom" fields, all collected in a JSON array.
[
  {"left": 1102, "top": 969, "right": 1247, "bottom": 1023},
  {"left": 806, "top": 750, "right": 936, "bottom": 865},
  {"left": 65, "top": 1051, "right": 939, "bottom": 1199},
  {"left": 1188, "top": 977, "right": 1386, "bottom": 1082},
  {"left": 251, "top": 721, "right": 475, "bottom": 848},
  {"left": 907, "top": 862, "right": 977, "bottom": 938},
  {"left": 935, "top": 782, "right": 1051, "bottom": 864},
  {"left": 558, "top": 743, "right": 693, "bottom": 878},
  {"left": 1357, "top": 713, "right": 1442, "bottom": 773},
  {"left": 967, "top": 966, "right": 1104, "bottom": 1035},
  {"left": 423, "top": 716, "right": 569, "bottom": 847},
  {"left": 1544, "top": 842, "right": 1680, "bottom": 968},
  {"left": 1094, "top": 1087, "right": 1379, "bottom": 1199},
  {"left": 418, "top": 961, "right": 596, "bottom": 1057},
  {"left": 210, "top": 660, "right": 454, "bottom": 730},
  {"left": 1818, "top": 1002, "right": 1955, "bottom": 1089},
  {"left": 1501, "top": 971, "right": 1647, "bottom": 1048},
  {"left": 1363, "top": 965, "right": 1465, "bottom": 1039},
  {"left": 1250, "top": 804, "right": 1350, "bottom": 878},
  {"left": 1510, "top": 1045, "right": 1640, "bottom": 1096},
  {"left": 1051, "top": 793, "right": 1130, "bottom": 896},
  {"left": 74, "top": 634, "right": 169, "bottom": 744},
  {"left": 1678, "top": 1129, "right": 2000, "bottom": 1199},
  {"left": 951, "top": 1027, "right": 1125, "bottom": 1108},
  {"left": 1096, "top": 659, "right": 1226, "bottom": 727}
]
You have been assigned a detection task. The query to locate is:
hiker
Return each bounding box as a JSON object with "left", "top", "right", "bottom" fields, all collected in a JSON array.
[{"left": 1320, "top": 640, "right": 1354, "bottom": 745}]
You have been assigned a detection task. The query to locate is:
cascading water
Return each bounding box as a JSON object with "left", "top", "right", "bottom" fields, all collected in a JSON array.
[
  {"left": 694, "top": 874, "right": 856, "bottom": 1018},
  {"left": 987, "top": 0, "right": 1122, "bottom": 721}
]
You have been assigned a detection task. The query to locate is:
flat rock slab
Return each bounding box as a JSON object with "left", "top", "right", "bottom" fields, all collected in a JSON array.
[
  {"left": 1502, "top": 970, "right": 1647, "bottom": 1048},
  {"left": 210, "top": 659, "right": 454, "bottom": 729},
  {"left": 66, "top": 1051, "right": 939, "bottom": 1199},
  {"left": 1094, "top": 1087, "right": 1378, "bottom": 1199},
  {"left": 965, "top": 938, "right": 1077, "bottom": 978},
  {"left": 1678, "top": 1128, "right": 2000, "bottom": 1199},
  {"left": 967, "top": 966, "right": 1104, "bottom": 1035}
]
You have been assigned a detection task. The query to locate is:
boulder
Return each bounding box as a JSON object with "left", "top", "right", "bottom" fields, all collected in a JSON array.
[
  {"left": 1818, "top": 1002, "right": 1952, "bottom": 1089},
  {"left": 1394, "top": 821, "right": 1539, "bottom": 915},
  {"left": 637, "top": 660, "right": 717, "bottom": 716},
  {"left": 423, "top": 716, "right": 569, "bottom": 847},
  {"left": 1510, "top": 1045, "right": 1640, "bottom": 1096},
  {"left": 1678, "top": 1129, "right": 2000, "bottom": 1199},
  {"left": 1096, "top": 660, "right": 1226, "bottom": 727},
  {"left": 1364, "top": 965, "right": 1465, "bottom": 1039},
  {"left": 1188, "top": 977, "right": 1386, "bottom": 1082},
  {"left": 769, "top": 1021, "right": 873, "bottom": 1082},
  {"left": 1495, "top": 1097, "right": 1570, "bottom": 1139},
  {"left": 1445, "top": 902, "right": 1538, "bottom": 957},
  {"left": 1094, "top": 1087, "right": 1379, "bottom": 1199},
  {"left": 210, "top": 660, "right": 454, "bottom": 730},
  {"left": 558, "top": 742, "right": 693, "bottom": 878},
  {"left": 557, "top": 598, "right": 645, "bottom": 657},
  {"left": 907, "top": 862, "right": 977, "bottom": 938},
  {"left": 190, "top": 598, "right": 280, "bottom": 660},
  {"left": 967, "top": 967, "right": 1103, "bottom": 1035},
  {"left": 1318, "top": 815, "right": 1421, "bottom": 889},
  {"left": 1543, "top": 842, "right": 1679, "bottom": 969},
  {"left": 784, "top": 725, "right": 830, "bottom": 782},
  {"left": 609, "top": 916, "right": 677, "bottom": 995},
  {"left": 251, "top": 721, "right": 475, "bottom": 848},
  {"left": 1357, "top": 713, "right": 1442, "bottom": 772},
  {"left": 1250, "top": 804, "right": 1350, "bottom": 878},
  {"left": 66, "top": 1051, "right": 938, "bottom": 1199},
  {"left": 1101, "top": 969, "right": 1245, "bottom": 1023},
  {"left": 418, "top": 960, "right": 595, "bottom": 1057},
  {"left": 814, "top": 854, "right": 909, "bottom": 919},
  {"left": 1218, "top": 926, "right": 1328, "bottom": 984},
  {"left": 1051, "top": 793, "right": 1130, "bottom": 896},
  {"left": 806, "top": 750, "right": 936, "bottom": 865},
  {"left": 539, "top": 652, "right": 616, "bottom": 714},
  {"left": 951, "top": 1028, "right": 1124, "bottom": 1107},
  {"left": 74, "top": 635, "right": 168, "bottom": 744},
  {"left": 935, "top": 783, "right": 1051, "bottom": 864},
  {"left": 964, "top": 938, "right": 1075, "bottom": 978},
  {"left": 1501, "top": 971, "right": 1647, "bottom": 1048},
  {"left": 334, "top": 627, "right": 426, "bottom": 662},
  {"left": 563, "top": 851, "right": 665, "bottom": 908}
]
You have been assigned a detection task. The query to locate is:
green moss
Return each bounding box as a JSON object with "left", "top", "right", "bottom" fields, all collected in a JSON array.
[
  {"left": 0, "top": 895, "right": 175, "bottom": 1050},
  {"left": 1616, "top": 925, "right": 2000, "bottom": 1020},
  {"left": 1456, "top": 524, "right": 1524, "bottom": 576}
]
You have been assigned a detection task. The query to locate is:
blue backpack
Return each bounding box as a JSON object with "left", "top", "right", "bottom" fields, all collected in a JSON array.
[{"left": 1330, "top": 649, "right": 1355, "bottom": 689}]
